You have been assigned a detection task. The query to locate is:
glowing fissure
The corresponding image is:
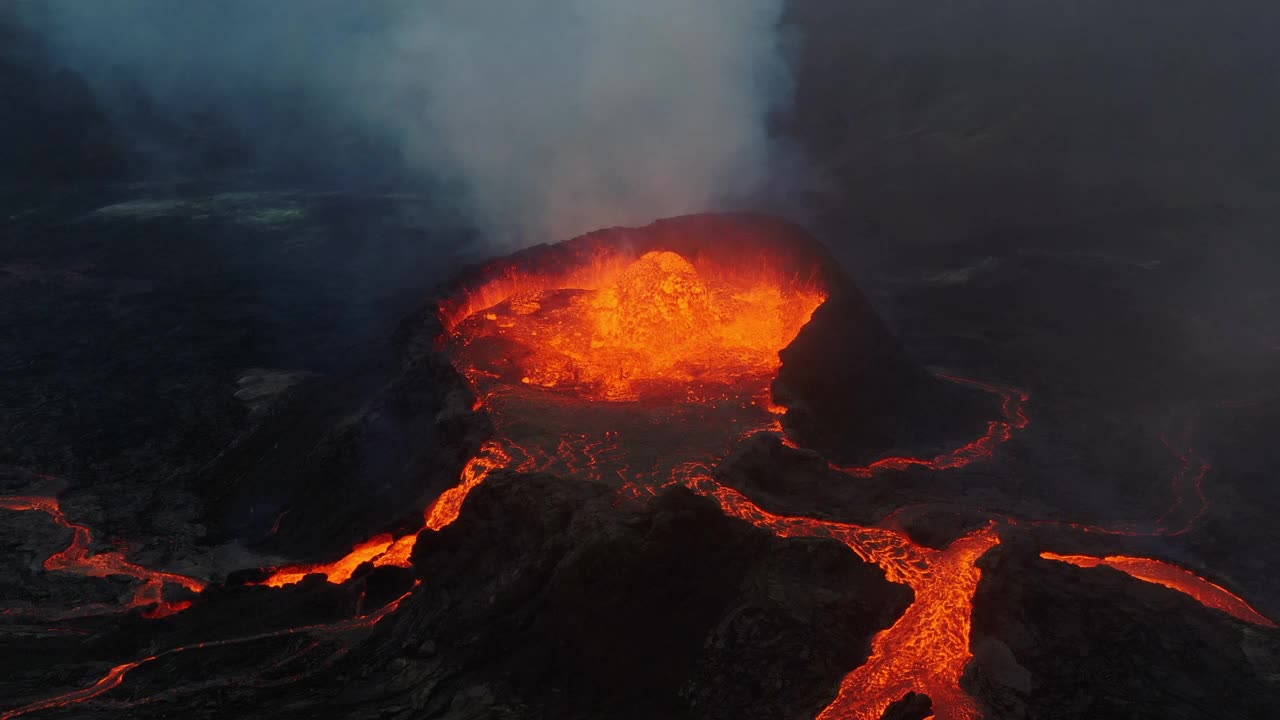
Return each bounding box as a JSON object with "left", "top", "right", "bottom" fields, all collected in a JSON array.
[
  {"left": 0, "top": 495, "right": 205, "bottom": 619},
  {"left": 1039, "top": 553, "right": 1276, "bottom": 628}
]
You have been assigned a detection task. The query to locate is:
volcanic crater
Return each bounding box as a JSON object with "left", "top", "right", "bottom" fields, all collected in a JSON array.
[{"left": 2, "top": 213, "right": 1278, "bottom": 720}]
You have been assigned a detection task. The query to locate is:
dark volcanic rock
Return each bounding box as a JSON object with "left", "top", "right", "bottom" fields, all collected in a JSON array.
[
  {"left": 435, "top": 212, "right": 997, "bottom": 466},
  {"left": 323, "top": 472, "right": 915, "bottom": 720},
  {"left": 774, "top": 284, "right": 995, "bottom": 466},
  {"left": 966, "top": 538, "right": 1280, "bottom": 720},
  {"left": 199, "top": 300, "right": 490, "bottom": 557},
  {"left": 880, "top": 692, "right": 933, "bottom": 720},
  {"left": 200, "top": 212, "right": 995, "bottom": 557}
]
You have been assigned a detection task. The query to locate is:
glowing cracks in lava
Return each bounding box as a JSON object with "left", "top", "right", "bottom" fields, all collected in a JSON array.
[
  {"left": 0, "top": 495, "right": 205, "bottom": 618},
  {"left": 0, "top": 587, "right": 417, "bottom": 720},
  {"left": 679, "top": 473, "right": 999, "bottom": 720},
  {"left": 1153, "top": 433, "right": 1212, "bottom": 537},
  {"left": 1040, "top": 553, "right": 1276, "bottom": 628}
]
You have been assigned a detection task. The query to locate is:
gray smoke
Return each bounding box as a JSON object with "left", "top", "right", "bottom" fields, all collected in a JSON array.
[{"left": 22, "top": 0, "right": 795, "bottom": 245}]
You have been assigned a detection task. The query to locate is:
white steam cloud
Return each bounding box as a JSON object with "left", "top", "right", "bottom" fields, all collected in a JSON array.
[{"left": 24, "top": 0, "right": 794, "bottom": 246}]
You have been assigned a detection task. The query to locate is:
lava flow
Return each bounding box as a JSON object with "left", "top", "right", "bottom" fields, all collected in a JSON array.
[
  {"left": 264, "top": 242, "right": 831, "bottom": 587},
  {"left": 439, "top": 241, "right": 1022, "bottom": 719},
  {"left": 1040, "top": 553, "right": 1276, "bottom": 628},
  {"left": 830, "top": 375, "right": 1030, "bottom": 478},
  {"left": 0, "top": 587, "right": 415, "bottom": 720},
  {"left": 0, "top": 495, "right": 205, "bottom": 618},
  {"left": 260, "top": 440, "right": 524, "bottom": 587},
  {"left": 256, "top": 238, "right": 1035, "bottom": 718},
  {"left": 682, "top": 472, "right": 999, "bottom": 720},
  {"left": 10, "top": 219, "right": 1276, "bottom": 719}
]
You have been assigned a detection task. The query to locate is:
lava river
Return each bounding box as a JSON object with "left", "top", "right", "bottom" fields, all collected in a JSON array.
[
  {"left": 260, "top": 244, "right": 1027, "bottom": 719},
  {"left": 3, "top": 235, "right": 1275, "bottom": 719}
]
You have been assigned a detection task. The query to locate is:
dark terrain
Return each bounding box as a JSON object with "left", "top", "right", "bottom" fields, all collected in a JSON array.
[{"left": 3, "top": 3, "right": 1280, "bottom": 719}]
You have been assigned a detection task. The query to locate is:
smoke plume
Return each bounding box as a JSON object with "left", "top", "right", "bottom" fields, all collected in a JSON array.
[{"left": 21, "top": 0, "right": 795, "bottom": 245}]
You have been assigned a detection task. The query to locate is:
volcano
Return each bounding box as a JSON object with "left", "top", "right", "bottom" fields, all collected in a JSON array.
[{"left": 2, "top": 214, "right": 1278, "bottom": 720}]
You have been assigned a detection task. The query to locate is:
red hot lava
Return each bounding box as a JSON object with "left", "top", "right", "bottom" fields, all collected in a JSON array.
[
  {"left": 0, "top": 495, "right": 204, "bottom": 618},
  {"left": 680, "top": 472, "right": 1000, "bottom": 720},
  {"left": 265, "top": 230, "right": 833, "bottom": 587},
  {"left": 1040, "top": 552, "right": 1276, "bottom": 628},
  {"left": 0, "top": 587, "right": 415, "bottom": 720},
  {"left": 7, "top": 217, "right": 1275, "bottom": 720},
  {"left": 256, "top": 225, "right": 1272, "bottom": 718}
]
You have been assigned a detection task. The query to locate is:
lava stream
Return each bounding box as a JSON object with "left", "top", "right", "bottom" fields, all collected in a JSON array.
[
  {"left": 259, "top": 439, "right": 532, "bottom": 587},
  {"left": 257, "top": 246, "right": 1045, "bottom": 720},
  {"left": 0, "top": 587, "right": 415, "bottom": 720},
  {"left": 679, "top": 472, "right": 998, "bottom": 720},
  {"left": 15, "top": 237, "right": 1274, "bottom": 720},
  {"left": 831, "top": 376, "right": 1030, "bottom": 478},
  {"left": 1040, "top": 553, "right": 1275, "bottom": 628},
  {"left": 0, "top": 495, "right": 205, "bottom": 618}
]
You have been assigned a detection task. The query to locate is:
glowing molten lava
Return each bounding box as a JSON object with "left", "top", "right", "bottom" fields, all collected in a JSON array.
[
  {"left": 0, "top": 587, "right": 416, "bottom": 720},
  {"left": 1040, "top": 552, "right": 1276, "bottom": 628},
  {"left": 263, "top": 245, "right": 827, "bottom": 587},
  {"left": 258, "top": 236, "right": 1035, "bottom": 718},
  {"left": 0, "top": 495, "right": 205, "bottom": 618},
  {"left": 17, "top": 220, "right": 1274, "bottom": 720},
  {"left": 452, "top": 249, "right": 826, "bottom": 402},
  {"left": 260, "top": 440, "right": 528, "bottom": 587},
  {"left": 681, "top": 472, "right": 999, "bottom": 720}
]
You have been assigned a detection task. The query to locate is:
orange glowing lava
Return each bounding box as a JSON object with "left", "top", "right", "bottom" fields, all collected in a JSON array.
[
  {"left": 260, "top": 440, "right": 529, "bottom": 588},
  {"left": 264, "top": 246, "right": 827, "bottom": 588},
  {"left": 0, "top": 587, "right": 416, "bottom": 720},
  {"left": 681, "top": 472, "right": 998, "bottom": 720},
  {"left": 1040, "top": 552, "right": 1276, "bottom": 628},
  {"left": 0, "top": 495, "right": 205, "bottom": 618},
  {"left": 12, "top": 221, "right": 1278, "bottom": 720},
  {"left": 831, "top": 375, "right": 1030, "bottom": 478},
  {"left": 450, "top": 249, "right": 826, "bottom": 402},
  {"left": 256, "top": 238, "right": 1038, "bottom": 719}
]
